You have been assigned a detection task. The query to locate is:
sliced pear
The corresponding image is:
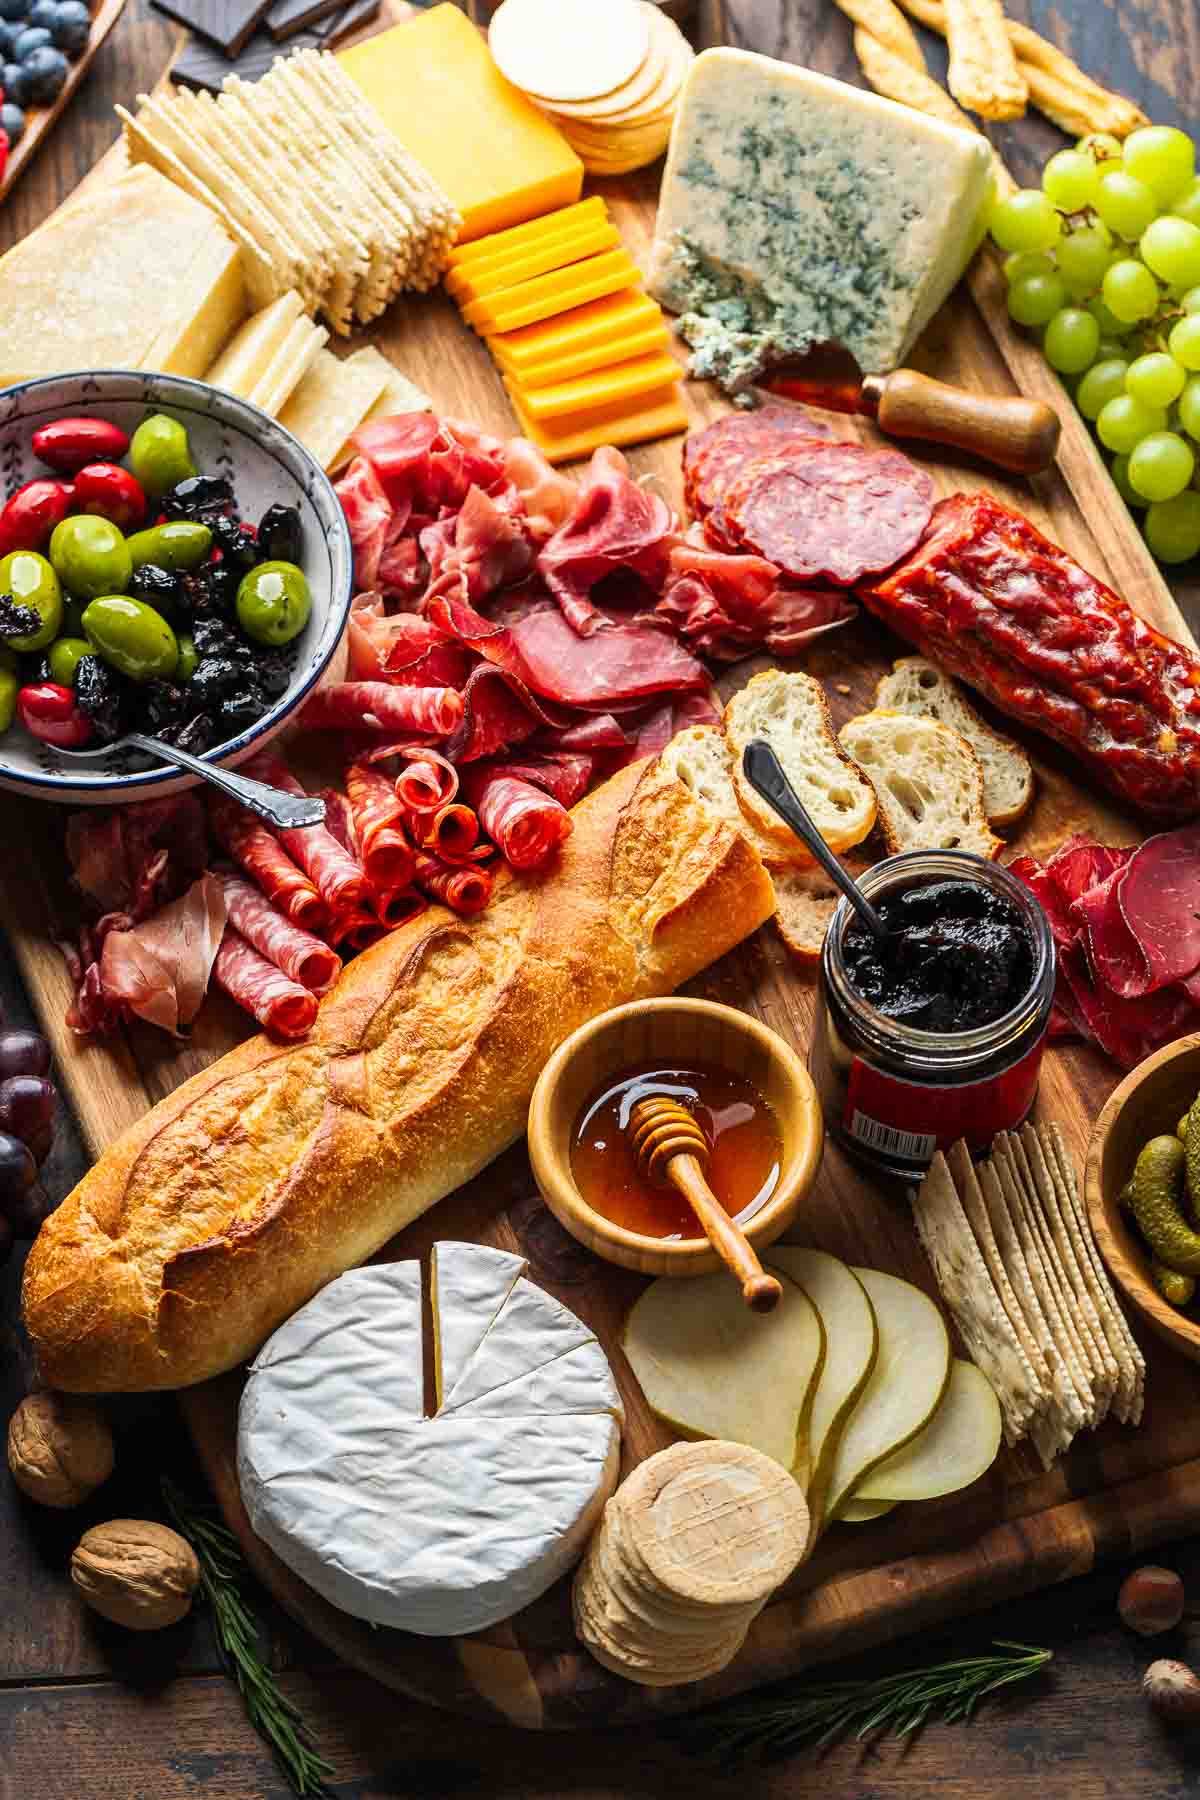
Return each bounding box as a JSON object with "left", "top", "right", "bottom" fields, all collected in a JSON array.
[
  {"left": 856, "top": 1360, "right": 1002, "bottom": 1503},
  {"left": 822, "top": 1268, "right": 951, "bottom": 1527},
  {"left": 769, "top": 1248, "right": 877, "bottom": 1509},
  {"left": 838, "top": 1497, "right": 898, "bottom": 1523},
  {"left": 622, "top": 1270, "right": 824, "bottom": 1473}
]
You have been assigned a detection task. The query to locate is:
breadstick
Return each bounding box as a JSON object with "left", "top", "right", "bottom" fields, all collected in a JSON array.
[
  {"left": 943, "top": 0, "right": 1027, "bottom": 120},
  {"left": 834, "top": 0, "right": 925, "bottom": 71},
  {"left": 853, "top": 29, "right": 1015, "bottom": 196}
]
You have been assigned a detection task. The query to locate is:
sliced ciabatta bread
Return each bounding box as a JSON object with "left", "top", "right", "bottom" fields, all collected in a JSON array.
[
  {"left": 724, "top": 670, "right": 877, "bottom": 854},
  {"left": 874, "top": 657, "right": 1033, "bottom": 827},
  {"left": 771, "top": 857, "right": 873, "bottom": 970},
  {"left": 838, "top": 711, "right": 1002, "bottom": 860},
  {"left": 658, "top": 726, "right": 812, "bottom": 870}
]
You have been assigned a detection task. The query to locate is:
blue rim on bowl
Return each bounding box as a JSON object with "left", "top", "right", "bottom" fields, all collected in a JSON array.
[{"left": 0, "top": 370, "right": 355, "bottom": 804}]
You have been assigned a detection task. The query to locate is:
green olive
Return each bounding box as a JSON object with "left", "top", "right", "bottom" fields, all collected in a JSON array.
[
  {"left": 49, "top": 516, "right": 132, "bottom": 602},
  {"left": 176, "top": 631, "right": 198, "bottom": 683},
  {"left": 126, "top": 521, "right": 212, "bottom": 572},
  {"left": 129, "top": 414, "right": 196, "bottom": 499},
  {"left": 82, "top": 595, "right": 178, "bottom": 683},
  {"left": 236, "top": 560, "right": 312, "bottom": 647},
  {"left": 0, "top": 646, "right": 15, "bottom": 732},
  {"left": 0, "top": 549, "right": 62, "bottom": 650},
  {"left": 46, "top": 636, "right": 92, "bottom": 689}
]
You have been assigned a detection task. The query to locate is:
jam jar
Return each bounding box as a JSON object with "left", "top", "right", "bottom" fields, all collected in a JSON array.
[{"left": 810, "top": 849, "right": 1055, "bottom": 1180}]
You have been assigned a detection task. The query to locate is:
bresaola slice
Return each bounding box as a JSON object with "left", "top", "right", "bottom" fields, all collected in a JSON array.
[{"left": 1088, "top": 824, "right": 1200, "bottom": 997}]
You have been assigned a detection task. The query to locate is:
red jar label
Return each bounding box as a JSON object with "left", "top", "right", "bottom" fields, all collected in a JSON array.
[{"left": 843, "top": 1035, "right": 1046, "bottom": 1167}]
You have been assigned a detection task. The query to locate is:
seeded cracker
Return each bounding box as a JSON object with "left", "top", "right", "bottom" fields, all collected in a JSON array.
[
  {"left": 1047, "top": 1123, "right": 1145, "bottom": 1424},
  {"left": 911, "top": 1153, "right": 1040, "bottom": 1444},
  {"left": 1020, "top": 1124, "right": 1121, "bottom": 1419}
]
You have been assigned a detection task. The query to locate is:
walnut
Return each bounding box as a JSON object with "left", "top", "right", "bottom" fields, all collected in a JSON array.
[
  {"left": 71, "top": 1520, "right": 200, "bottom": 1631},
  {"left": 7, "top": 1392, "right": 115, "bottom": 1509}
]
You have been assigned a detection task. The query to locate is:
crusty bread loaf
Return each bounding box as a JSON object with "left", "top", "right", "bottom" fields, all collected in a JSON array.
[
  {"left": 873, "top": 657, "right": 1033, "bottom": 827},
  {"left": 658, "top": 725, "right": 812, "bottom": 870},
  {"left": 838, "top": 711, "right": 1002, "bottom": 860},
  {"left": 23, "top": 761, "right": 775, "bottom": 1393},
  {"left": 724, "top": 670, "right": 877, "bottom": 854}
]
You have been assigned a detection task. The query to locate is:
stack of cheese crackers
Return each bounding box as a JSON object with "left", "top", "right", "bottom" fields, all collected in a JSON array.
[
  {"left": 118, "top": 48, "right": 460, "bottom": 333},
  {"left": 572, "top": 1440, "right": 809, "bottom": 1687},
  {"left": 488, "top": 0, "right": 693, "bottom": 176},
  {"left": 914, "top": 1124, "right": 1145, "bottom": 1470}
]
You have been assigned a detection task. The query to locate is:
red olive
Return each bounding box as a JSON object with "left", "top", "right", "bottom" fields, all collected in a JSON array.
[
  {"left": 0, "top": 478, "right": 74, "bottom": 554},
  {"left": 31, "top": 418, "right": 130, "bottom": 476},
  {"left": 71, "top": 462, "right": 146, "bottom": 533},
  {"left": 16, "top": 682, "right": 94, "bottom": 749}
]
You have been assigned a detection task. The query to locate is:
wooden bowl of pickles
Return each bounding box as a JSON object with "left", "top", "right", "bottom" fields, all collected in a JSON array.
[{"left": 1085, "top": 1032, "right": 1200, "bottom": 1363}]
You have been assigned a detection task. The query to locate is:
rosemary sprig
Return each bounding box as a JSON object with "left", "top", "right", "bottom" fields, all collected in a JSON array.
[
  {"left": 665, "top": 1640, "right": 1053, "bottom": 1767},
  {"left": 161, "top": 1476, "right": 335, "bottom": 1799}
]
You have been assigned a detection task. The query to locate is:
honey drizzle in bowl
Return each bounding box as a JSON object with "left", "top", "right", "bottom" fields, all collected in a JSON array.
[{"left": 569, "top": 1061, "right": 782, "bottom": 1241}]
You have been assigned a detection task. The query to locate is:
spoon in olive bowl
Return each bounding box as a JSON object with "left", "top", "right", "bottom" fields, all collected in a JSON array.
[
  {"left": 56, "top": 733, "right": 326, "bottom": 829},
  {"left": 741, "top": 740, "right": 891, "bottom": 947}
]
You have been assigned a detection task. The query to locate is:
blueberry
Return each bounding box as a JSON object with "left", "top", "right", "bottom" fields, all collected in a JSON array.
[
  {"left": 0, "top": 0, "right": 27, "bottom": 20},
  {"left": 21, "top": 38, "right": 63, "bottom": 100},
  {"left": 1, "top": 61, "right": 30, "bottom": 105},
  {"left": 0, "top": 100, "right": 23, "bottom": 142},
  {"left": 26, "top": 0, "right": 56, "bottom": 29},
  {"left": 0, "top": 22, "right": 19, "bottom": 56},
  {"left": 13, "top": 25, "right": 50, "bottom": 57},
  {"left": 51, "top": 0, "right": 87, "bottom": 56}
]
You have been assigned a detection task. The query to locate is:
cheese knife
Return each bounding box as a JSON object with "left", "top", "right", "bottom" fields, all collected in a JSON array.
[{"left": 760, "top": 344, "right": 1061, "bottom": 477}]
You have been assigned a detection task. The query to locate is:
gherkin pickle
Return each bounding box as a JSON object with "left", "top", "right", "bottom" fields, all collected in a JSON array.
[
  {"left": 82, "top": 596, "right": 178, "bottom": 683},
  {"left": 236, "top": 560, "right": 311, "bottom": 646},
  {"left": 1152, "top": 1258, "right": 1197, "bottom": 1309},
  {"left": 0, "top": 549, "right": 61, "bottom": 650},
  {"left": 126, "top": 521, "right": 212, "bottom": 572},
  {"left": 1130, "top": 1134, "right": 1200, "bottom": 1274}
]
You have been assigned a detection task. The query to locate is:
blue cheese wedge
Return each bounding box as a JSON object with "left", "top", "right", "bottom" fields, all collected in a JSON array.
[{"left": 649, "top": 48, "right": 995, "bottom": 397}]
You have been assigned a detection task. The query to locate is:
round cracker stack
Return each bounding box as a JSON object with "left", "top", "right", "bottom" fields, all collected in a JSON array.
[
  {"left": 488, "top": 0, "right": 694, "bottom": 177},
  {"left": 572, "top": 1440, "right": 810, "bottom": 1687}
]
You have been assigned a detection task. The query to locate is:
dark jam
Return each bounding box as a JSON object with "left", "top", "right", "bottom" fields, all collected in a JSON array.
[
  {"left": 570, "top": 1062, "right": 782, "bottom": 1240},
  {"left": 842, "top": 878, "right": 1035, "bottom": 1034}
]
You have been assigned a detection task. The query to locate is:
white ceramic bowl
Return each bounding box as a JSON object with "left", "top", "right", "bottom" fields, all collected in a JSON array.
[{"left": 0, "top": 370, "right": 353, "bottom": 805}]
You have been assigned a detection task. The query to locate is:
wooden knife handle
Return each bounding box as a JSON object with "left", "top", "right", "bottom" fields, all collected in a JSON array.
[
  {"left": 863, "top": 369, "right": 1061, "bottom": 476},
  {"left": 667, "top": 1153, "right": 783, "bottom": 1314}
]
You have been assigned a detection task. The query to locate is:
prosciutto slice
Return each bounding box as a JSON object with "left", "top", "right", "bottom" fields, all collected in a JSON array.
[
  {"left": 303, "top": 680, "right": 464, "bottom": 737},
  {"left": 213, "top": 929, "right": 319, "bottom": 1041},
  {"left": 422, "top": 484, "right": 535, "bottom": 602},
  {"left": 395, "top": 748, "right": 458, "bottom": 813},
  {"left": 345, "top": 760, "right": 416, "bottom": 892},
  {"left": 245, "top": 755, "right": 368, "bottom": 922},
  {"left": 96, "top": 875, "right": 227, "bottom": 1037},
  {"left": 209, "top": 793, "right": 327, "bottom": 933},
  {"left": 351, "top": 414, "right": 509, "bottom": 515},
  {"left": 537, "top": 446, "right": 673, "bottom": 633},
  {"left": 655, "top": 542, "right": 855, "bottom": 660},
  {"left": 460, "top": 769, "right": 572, "bottom": 870},
  {"left": 335, "top": 457, "right": 395, "bottom": 592},
  {"left": 213, "top": 867, "right": 340, "bottom": 994},
  {"left": 414, "top": 851, "right": 493, "bottom": 915},
  {"left": 66, "top": 794, "right": 208, "bottom": 920},
  {"left": 501, "top": 436, "right": 578, "bottom": 540},
  {"left": 347, "top": 597, "right": 471, "bottom": 690}
]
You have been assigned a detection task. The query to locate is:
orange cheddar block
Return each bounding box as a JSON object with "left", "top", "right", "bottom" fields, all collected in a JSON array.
[
  {"left": 500, "top": 319, "right": 670, "bottom": 388},
  {"left": 445, "top": 198, "right": 607, "bottom": 269},
  {"left": 489, "top": 289, "right": 661, "bottom": 371},
  {"left": 508, "top": 382, "right": 689, "bottom": 464},
  {"left": 337, "top": 5, "right": 583, "bottom": 243},
  {"left": 462, "top": 249, "right": 638, "bottom": 334},
  {"left": 505, "top": 350, "right": 683, "bottom": 421},
  {"left": 445, "top": 220, "right": 620, "bottom": 304}
]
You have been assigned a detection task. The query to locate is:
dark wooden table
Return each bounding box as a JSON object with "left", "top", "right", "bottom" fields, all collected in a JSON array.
[{"left": 5, "top": 2, "right": 1200, "bottom": 1794}]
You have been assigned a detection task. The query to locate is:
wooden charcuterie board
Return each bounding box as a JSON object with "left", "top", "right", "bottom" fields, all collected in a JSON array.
[
  {"left": 5, "top": 3, "right": 1200, "bottom": 1731},
  {"left": 0, "top": 0, "right": 128, "bottom": 201}
]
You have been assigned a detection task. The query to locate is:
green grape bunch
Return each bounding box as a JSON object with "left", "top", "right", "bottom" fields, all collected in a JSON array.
[{"left": 990, "top": 124, "right": 1200, "bottom": 563}]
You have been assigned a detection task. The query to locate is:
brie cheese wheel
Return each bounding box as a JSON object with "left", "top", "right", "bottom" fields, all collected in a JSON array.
[{"left": 238, "top": 1244, "right": 623, "bottom": 1636}]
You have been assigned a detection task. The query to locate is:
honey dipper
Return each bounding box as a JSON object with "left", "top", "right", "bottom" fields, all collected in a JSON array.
[{"left": 627, "top": 1096, "right": 783, "bottom": 1313}]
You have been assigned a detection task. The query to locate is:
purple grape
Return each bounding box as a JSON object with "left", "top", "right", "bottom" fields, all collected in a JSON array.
[
  {"left": 24, "top": 1122, "right": 53, "bottom": 1167},
  {"left": 7, "top": 1183, "right": 46, "bottom": 1239},
  {"left": 0, "top": 1213, "right": 12, "bottom": 1266},
  {"left": 0, "top": 1075, "right": 55, "bottom": 1144},
  {"left": 0, "top": 1031, "right": 50, "bottom": 1081},
  {"left": 0, "top": 1130, "right": 35, "bottom": 1207}
]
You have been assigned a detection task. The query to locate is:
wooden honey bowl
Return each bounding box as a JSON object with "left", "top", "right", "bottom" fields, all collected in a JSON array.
[{"left": 527, "top": 998, "right": 824, "bottom": 1277}]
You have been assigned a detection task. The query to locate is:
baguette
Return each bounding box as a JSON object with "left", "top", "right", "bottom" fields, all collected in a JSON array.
[
  {"left": 724, "top": 670, "right": 878, "bottom": 854},
  {"left": 24, "top": 760, "right": 775, "bottom": 1393},
  {"left": 873, "top": 657, "right": 1033, "bottom": 827},
  {"left": 839, "top": 710, "right": 1002, "bottom": 860}
]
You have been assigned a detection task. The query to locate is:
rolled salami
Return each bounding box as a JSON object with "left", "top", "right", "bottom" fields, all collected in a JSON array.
[
  {"left": 345, "top": 761, "right": 416, "bottom": 893},
  {"left": 213, "top": 868, "right": 341, "bottom": 995},
  {"left": 208, "top": 793, "right": 327, "bottom": 934},
  {"left": 212, "top": 929, "right": 319, "bottom": 1041},
  {"left": 460, "top": 770, "right": 572, "bottom": 871},
  {"left": 414, "top": 851, "right": 493, "bottom": 916},
  {"left": 303, "top": 682, "right": 464, "bottom": 737},
  {"left": 246, "top": 755, "right": 367, "bottom": 921},
  {"left": 395, "top": 749, "right": 458, "bottom": 814}
]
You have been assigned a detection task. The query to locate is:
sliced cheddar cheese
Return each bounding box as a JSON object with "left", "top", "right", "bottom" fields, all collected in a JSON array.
[
  {"left": 445, "top": 219, "right": 620, "bottom": 303},
  {"left": 463, "top": 249, "right": 637, "bottom": 333},
  {"left": 337, "top": 4, "right": 583, "bottom": 243},
  {"left": 509, "top": 381, "right": 688, "bottom": 463},
  {"left": 489, "top": 288, "right": 660, "bottom": 370},
  {"left": 500, "top": 319, "right": 670, "bottom": 388},
  {"left": 505, "top": 349, "right": 682, "bottom": 420},
  {"left": 445, "top": 196, "right": 606, "bottom": 268}
]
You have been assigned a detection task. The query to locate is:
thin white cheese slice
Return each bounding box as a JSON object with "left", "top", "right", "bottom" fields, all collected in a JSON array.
[
  {"left": 430, "top": 1240, "right": 525, "bottom": 1407},
  {"left": 648, "top": 48, "right": 995, "bottom": 393},
  {"left": 207, "top": 292, "right": 305, "bottom": 399}
]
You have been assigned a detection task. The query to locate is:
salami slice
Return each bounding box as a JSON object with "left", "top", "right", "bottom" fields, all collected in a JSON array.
[
  {"left": 372, "top": 886, "right": 429, "bottom": 929},
  {"left": 345, "top": 760, "right": 416, "bottom": 893},
  {"left": 460, "top": 769, "right": 572, "bottom": 871},
  {"left": 247, "top": 756, "right": 368, "bottom": 921},
  {"left": 416, "top": 803, "right": 481, "bottom": 860},
  {"left": 208, "top": 793, "right": 327, "bottom": 934},
  {"left": 213, "top": 868, "right": 341, "bottom": 994},
  {"left": 338, "top": 910, "right": 389, "bottom": 950},
  {"left": 685, "top": 407, "right": 833, "bottom": 538},
  {"left": 317, "top": 789, "right": 358, "bottom": 859},
  {"left": 721, "top": 442, "right": 935, "bottom": 585},
  {"left": 213, "top": 929, "right": 319, "bottom": 1041},
  {"left": 394, "top": 749, "right": 459, "bottom": 814},
  {"left": 414, "top": 851, "right": 494, "bottom": 916},
  {"left": 303, "top": 681, "right": 464, "bottom": 737},
  {"left": 472, "top": 752, "right": 593, "bottom": 809}
]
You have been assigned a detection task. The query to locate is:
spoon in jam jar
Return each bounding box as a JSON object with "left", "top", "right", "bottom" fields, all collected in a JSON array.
[{"left": 741, "top": 740, "right": 893, "bottom": 947}]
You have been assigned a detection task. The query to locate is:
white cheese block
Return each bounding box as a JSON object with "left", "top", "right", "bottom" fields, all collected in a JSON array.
[
  {"left": 238, "top": 1246, "right": 623, "bottom": 1636},
  {"left": 206, "top": 292, "right": 305, "bottom": 399},
  {"left": 648, "top": 48, "right": 995, "bottom": 396}
]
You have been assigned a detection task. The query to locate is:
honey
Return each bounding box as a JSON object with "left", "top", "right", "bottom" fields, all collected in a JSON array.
[{"left": 570, "top": 1061, "right": 782, "bottom": 1240}]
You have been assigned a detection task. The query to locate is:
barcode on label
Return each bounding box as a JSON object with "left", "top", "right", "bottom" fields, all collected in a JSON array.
[{"left": 850, "top": 1111, "right": 936, "bottom": 1162}]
